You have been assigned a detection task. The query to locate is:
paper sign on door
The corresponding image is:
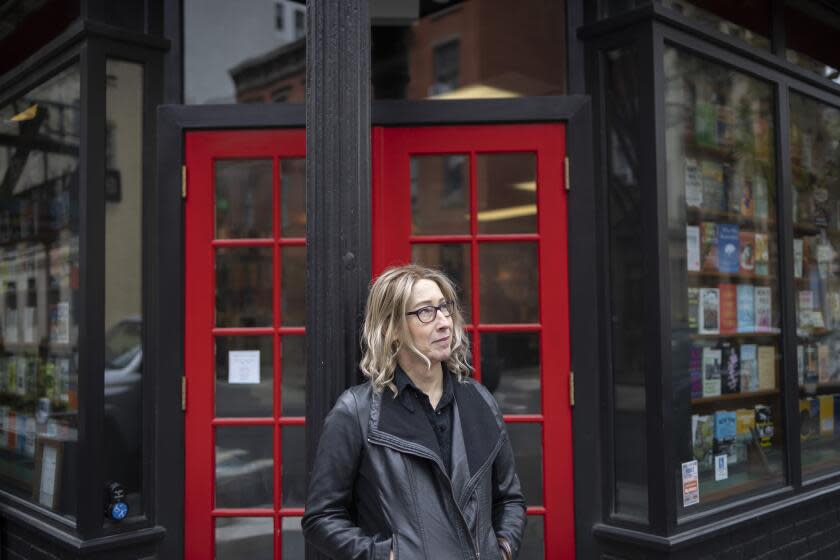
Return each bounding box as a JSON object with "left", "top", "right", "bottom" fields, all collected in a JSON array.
[{"left": 228, "top": 351, "right": 260, "bottom": 384}]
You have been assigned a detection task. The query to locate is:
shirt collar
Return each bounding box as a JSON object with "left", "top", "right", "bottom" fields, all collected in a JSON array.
[{"left": 394, "top": 364, "right": 454, "bottom": 412}]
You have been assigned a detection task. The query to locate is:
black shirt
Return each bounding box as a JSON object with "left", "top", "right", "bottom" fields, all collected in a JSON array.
[{"left": 394, "top": 365, "right": 455, "bottom": 475}]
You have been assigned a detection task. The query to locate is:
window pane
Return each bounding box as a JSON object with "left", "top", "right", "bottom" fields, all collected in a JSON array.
[
  {"left": 0, "top": 65, "right": 80, "bottom": 521},
  {"left": 280, "top": 158, "right": 306, "bottom": 238},
  {"left": 215, "top": 336, "right": 273, "bottom": 418},
  {"left": 281, "top": 246, "right": 305, "bottom": 326},
  {"left": 410, "top": 155, "right": 469, "bottom": 236},
  {"left": 215, "top": 426, "right": 273, "bottom": 509},
  {"left": 411, "top": 243, "right": 471, "bottom": 322},
  {"left": 282, "top": 516, "right": 304, "bottom": 558},
  {"left": 785, "top": 6, "right": 840, "bottom": 86},
  {"left": 216, "top": 247, "right": 273, "bottom": 327},
  {"left": 506, "top": 423, "right": 542, "bottom": 506},
  {"left": 215, "top": 159, "right": 273, "bottom": 239},
  {"left": 479, "top": 243, "right": 538, "bottom": 324},
  {"left": 476, "top": 153, "right": 537, "bottom": 235},
  {"left": 281, "top": 425, "right": 305, "bottom": 508},
  {"left": 480, "top": 332, "right": 541, "bottom": 414},
  {"left": 789, "top": 92, "right": 840, "bottom": 479},
  {"left": 281, "top": 335, "right": 305, "bottom": 417},
  {"left": 216, "top": 517, "right": 274, "bottom": 559},
  {"left": 665, "top": 47, "right": 784, "bottom": 516}
]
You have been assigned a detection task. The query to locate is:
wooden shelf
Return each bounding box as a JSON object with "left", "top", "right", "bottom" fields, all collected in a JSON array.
[
  {"left": 796, "top": 327, "right": 834, "bottom": 338},
  {"left": 691, "top": 331, "right": 780, "bottom": 340},
  {"left": 686, "top": 207, "right": 775, "bottom": 229},
  {"left": 692, "top": 388, "right": 779, "bottom": 405},
  {"left": 687, "top": 270, "right": 775, "bottom": 282}
]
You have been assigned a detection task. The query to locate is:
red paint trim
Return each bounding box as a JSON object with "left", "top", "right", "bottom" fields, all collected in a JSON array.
[
  {"left": 502, "top": 415, "right": 544, "bottom": 423},
  {"left": 213, "top": 508, "right": 276, "bottom": 517}
]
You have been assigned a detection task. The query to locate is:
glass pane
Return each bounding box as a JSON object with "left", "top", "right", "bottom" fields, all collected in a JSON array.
[
  {"left": 476, "top": 153, "right": 537, "bottom": 234},
  {"left": 215, "top": 517, "right": 273, "bottom": 559},
  {"left": 281, "top": 335, "right": 306, "bottom": 417},
  {"left": 0, "top": 65, "right": 80, "bottom": 520},
  {"left": 371, "top": 3, "right": 565, "bottom": 99},
  {"left": 184, "top": 0, "right": 306, "bottom": 104},
  {"left": 411, "top": 155, "right": 469, "bottom": 235},
  {"left": 506, "top": 423, "right": 542, "bottom": 506},
  {"left": 665, "top": 46, "right": 784, "bottom": 515},
  {"left": 519, "top": 516, "right": 545, "bottom": 560},
  {"left": 281, "top": 425, "right": 305, "bottom": 508},
  {"left": 480, "top": 332, "right": 540, "bottom": 414},
  {"left": 411, "top": 243, "right": 471, "bottom": 322},
  {"left": 215, "top": 337, "right": 273, "bottom": 418},
  {"left": 785, "top": 6, "right": 840, "bottom": 86},
  {"left": 280, "top": 158, "right": 306, "bottom": 237},
  {"left": 281, "top": 247, "right": 305, "bottom": 326},
  {"left": 789, "top": 92, "right": 840, "bottom": 478},
  {"left": 282, "top": 516, "right": 304, "bottom": 558},
  {"left": 605, "top": 46, "right": 648, "bottom": 521},
  {"left": 215, "top": 159, "right": 273, "bottom": 239},
  {"left": 216, "top": 247, "right": 273, "bottom": 327},
  {"left": 479, "top": 243, "right": 538, "bottom": 324},
  {"left": 215, "top": 426, "right": 273, "bottom": 509}
]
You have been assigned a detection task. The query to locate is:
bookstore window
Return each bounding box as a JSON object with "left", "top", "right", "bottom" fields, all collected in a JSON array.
[
  {"left": 664, "top": 46, "right": 785, "bottom": 515},
  {"left": 789, "top": 92, "right": 840, "bottom": 480},
  {"left": 0, "top": 64, "right": 81, "bottom": 521},
  {"left": 785, "top": 5, "right": 840, "bottom": 86}
]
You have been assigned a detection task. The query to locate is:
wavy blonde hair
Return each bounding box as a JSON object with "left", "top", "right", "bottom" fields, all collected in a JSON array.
[{"left": 360, "top": 264, "right": 472, "bottom": 394}]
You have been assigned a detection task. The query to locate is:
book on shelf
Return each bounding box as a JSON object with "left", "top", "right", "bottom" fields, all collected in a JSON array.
[
  {"left": 757, "top": 345, "right": 775, "bottom": 390},
  {"left": 818, "top": 344, "right": 830, "bottom": 384},
  {"left": 797, "top": 345, "right": 805, "bottom": 386},
  {"left": 688, "top": 288, "right": 699, "bottom": 330},
  {"left": 702, "top": 160, "right": 725, "bottom": 213},
  {"left": 754, "top": 233, "right": 769, "bottom": 276},
  {"left": 692, "top": 414, "right": 715, "bottom": 471},
  {"left": 794, "top": 238, "right": 804, "bottom": 279},
  {"left": 754, "top": 174, "right": 769, "bottom": 222},
  {"left": 690, "top": 346, "right": 703, "bottom": 399},
  {"left": 820, "top": 395, "right": 834, "bottom": 437},
  {"left": 699, "top": 288, "right": 720, "bottom": 334},
  {"left": 714, "top": 410, "right": 738, "bottom": 465},
  {"left": 737, "top": 285, "right": 754, "bottom": 333},
  {"left": 723, "top": 163, "right": 738, "bottom": 214},
  {"left": 739, "top": 172, "right": 754, "bottom": 219},
  {"left": 740, "top": 344, "right": 758, "bottom": 392},
  {"left": 828, "top": 293, "right": 840, "bottom": 329},
  {"left": 685, "top": 158, "right": 703, "bottom": 208},
  {"left": 739, "top": 231, "right": 755, "bottom": 272},
  {"left": 830, "top": 339, "right": 840, "bottom": 381},
  {"left": 804, "top": 236, "right": 818, "bottom": 278},
  {"left": 718, "top": 224, "right": 740, "bottom": 274},
  {"left": 817, "top": 242, "right": 833, "bottom": 280},
  {"left": 735, "top": 408, "right": 755, "bottom": 463},
  {"left": 800, "top": 398, "right": 819, "bottom": 440},
  {"left": 754, "top": 287, "right": 772, "bottom": 332},
  {"left": 687, "top": 226, "right": 701, "bottom": 272},
  {"left": 702, "top": 347, "right": 722, "bottom": 397},
  {"left": 720, "top": 342, "right": 741, "bottom": 394},
  {"left": 720, "top": 284, "right": 738, "bottom": 334},
  {"left": 805, "top": 344, "right": 819, "bottom": 385},
  {"left": 798, "top": 290, "right": 815, "bottom": 329},
  {"left": 812, "top": 187, "right": 831, "bottom": 228},
  {"left": 15, "top": 356, "right": 26, "bottom": 397},
  {"left": 701, "top": 222, "right": 718, "bottom": 271},
  {"left": 755, "top": 404, "right": 774, "bottom": 448}
]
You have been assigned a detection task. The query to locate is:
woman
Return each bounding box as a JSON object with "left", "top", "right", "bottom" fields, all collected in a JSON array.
[{"left": 302, "top": 264, "right": 526, "bottom": 559}]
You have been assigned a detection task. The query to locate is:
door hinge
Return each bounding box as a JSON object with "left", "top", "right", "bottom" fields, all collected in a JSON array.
[
  {"left": 181, "top": 376, "right": 187, "bottom": 412},
  {"left": 181, "top": 165, "right": 187, "bottom": 199},
  {"left": 569, "top": 371, "right": 575, "bottom": 407},
  {"left": 564, "top": 156, "right": 570, "bottom": 192}
]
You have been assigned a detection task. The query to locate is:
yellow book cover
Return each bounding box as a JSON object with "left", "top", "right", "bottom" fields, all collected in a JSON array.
[
  {"left": 820, "top": 395, "right": 834, "bottom": 436},
  {"left": 735, "top": 409, "right": 755, "bottom": 440},
  {"left": 757, "top": 346, "right": 775, "bottom": 390}
]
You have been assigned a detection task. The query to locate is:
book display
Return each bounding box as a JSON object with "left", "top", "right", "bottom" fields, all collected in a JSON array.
[
  {"left": 667, "top": 48, "right": 784, "bottom": 513},
  {"left": 789, "top": 92, "right": 840, "bottom": 478}
]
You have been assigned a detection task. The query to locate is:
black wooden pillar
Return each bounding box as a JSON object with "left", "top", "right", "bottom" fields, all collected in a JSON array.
[{"left": 304, "top": 1, "right": 371, "bottom": 558}]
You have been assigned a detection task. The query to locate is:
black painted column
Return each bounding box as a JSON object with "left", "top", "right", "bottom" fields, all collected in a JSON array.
[{"left": 304, "top": 1, "right": 371, "bottom": 558}]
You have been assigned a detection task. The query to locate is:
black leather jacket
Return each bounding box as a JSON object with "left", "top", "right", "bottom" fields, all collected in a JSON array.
[{"left": 302, "top": 374, "right": 527, "bottom": 559}]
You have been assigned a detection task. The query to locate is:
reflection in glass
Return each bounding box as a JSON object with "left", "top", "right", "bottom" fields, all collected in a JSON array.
[
  {"left": 789, "top": 92, "right": 840, "bottom": 478},
  {"left": 785, "top": 6, "right": 840, "bottom": 86},
  {"left": 215, "top": 517, "right": 273, "bottom": 559},
  {"left": 479, "top": 243, "right": 538, "bottom": 324},
  {"left": 216, "top": 247, "right": 273, "bottom": 327},
  {"left": 215, "top": 426, "right": 273, "bottom": 509},
  {"left": 215, "top": 159, "right": 273, "bottom": 239},
  {"left": 281, "top": 246, "right": 305, "bottom": 326},
  {"left": 481, "top": 332, "right": 540, "bottom": 414},
  {"left": 476, "top": 153, "right": 537, "bottom": 234},
  {"left": 281, "top": 335, "right": 306, "bottom": 417},
  {"left": 411, "top": 156, "right": 469, "bottom": 235},
  {"left": 507, "top": 423, "right": 542, "bottom": 506},
  {"left": 282, "top": 425, "right": 305, "bottom": 507},
  {"left": 282, "top": 516, "right": 305, "bottom": 558},
  {"left": 0, "top": 65, "right": 80, "bottom": 519},
  {"left": 665, "top": 47, "right": 784, "bottom": 515},
  {"left": 215, "top": 336, "right": 273, "bottom": 418},
  {"left": 281, "top": 158, "right": 306, "bottom": 237},
  {"left": 412, "top": 243, "right": 471, "bottom": 322},
  {"left": 519, "top": 516, "right": 545, "bottom": 560}
]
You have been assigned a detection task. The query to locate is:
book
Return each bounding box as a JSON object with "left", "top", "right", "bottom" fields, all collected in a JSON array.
[
  {"left": 701, "top": 222, "right": 718, "bottom": 271},
  {"left": 754, "top": 233, "right": 769, "bottom": 276},
  {"left": 797, "top": 345, "right": 804, "bottom": 386},
  {"left": 828, "top": 292, "right": 840, "bottom": 329},
  {"left": 755, "top": 287, "right": 772, "bottom": 332},
  {"left": 754, "top": 174, "right": 769, "bottom": 222},
  {"left": 721, "top": 342, "right": 741, "bottom": 394},
  {"left": 702, "top": 160, "right": 725, "bottom": 212},
  {"left": 735, "top": 408, "right": 755, "bottom": 463},
  {"left": 689, "top": 346, "right": 703, "bottom": 399},
  {"left": 692, "top": 414, "right": 715, "bottom": 471},
  {"left": 723, "top": 163, "right": 738, "bottom": 214},
  {"left": 739, "top": 231, "right": 755, "bottom": 273},
  {"left": 687, "top": 226, "right": 701, "bottom": 271},
  {"left": 798, "top": 290, "right": 814, "bottom": 329},
  {"left": 758, "top": 345, "right": 776, "bottom": 390},
  {"left": 800, "top": 398, "right": 819, "bottom": 440},
  {"left": 819, "top": 395, "right": 834, "bottom": 437},
  {"left": 817, "top": 242, "right": 833, "bottom": 279},
  {"left": 714, "top": 410, "right": 738, "bottom": 465},
  {"left": 755, "top": 404, "right": 774, "bottom": 448},
  {"left": 737, "top": 285, "right": 754, "bottom": 333},
  {"left": 740, "top": 344, "right": 758, "bottom": 392},
  {"left": 699, "top": 288, "right": 720, "bottom": 334},
  {"left": 702, "top": 347, "right": 722, "bottom": 397},
  {"left": 793, "top": 238, "right": 804, "bottom": 279},
  {"left": 720, "top": 284, "right": 738, "bottom": 334},
  {"left": 805, "top": 344, "right": 819, "bottom": 385},
  {"left": 812, "top": 187, "right": 831, "bottom": 228},
  {"left": 717, "top": 224, "right": 740, "bottom": 273},
  {"left": 739, "top": 174, "right": 754, "bottom": 218},
  {"left": 818, "top": 344, "right": 830, "bottom": 384},
  {"left": 685, "top": 158, "right": 703, "bottom": 208},
  {"left": 688, "top": 288, "right": 699, "bottom": 330}
]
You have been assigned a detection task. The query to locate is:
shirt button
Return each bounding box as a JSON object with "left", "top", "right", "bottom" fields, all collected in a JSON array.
[{"left": 436, "top": 410, "right": 441, "bottom": 415}]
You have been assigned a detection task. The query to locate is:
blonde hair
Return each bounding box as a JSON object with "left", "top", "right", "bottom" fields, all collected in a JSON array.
[{"left": 360, "top": 264, "right": 472, "bottom": 394}]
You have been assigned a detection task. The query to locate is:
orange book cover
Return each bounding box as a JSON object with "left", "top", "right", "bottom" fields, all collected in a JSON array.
[{"left": 720, "top": 284, "right": 738, "bottom": 334}]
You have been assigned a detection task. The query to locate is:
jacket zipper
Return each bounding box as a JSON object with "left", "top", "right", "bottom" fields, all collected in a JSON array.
[{"left": 368, "top": 434, "right": 483, "bottom": 559}]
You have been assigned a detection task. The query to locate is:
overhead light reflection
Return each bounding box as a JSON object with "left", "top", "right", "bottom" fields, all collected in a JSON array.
[{"left": 476, "top": 204, "right": 537, "bottom": 222}]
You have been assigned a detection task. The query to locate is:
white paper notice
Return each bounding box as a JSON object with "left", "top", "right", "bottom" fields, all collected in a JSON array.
[
  {"left": 682, "top": 460, "right": 700, "bottom": 507},
  {"left": 39, "top": 444, "right": 58, "bottom": 508},
  {"left": 228, "top": 351, "right": 260, "bottom": 384},
  {"left": 714, "top": 454, "right": 729, "bottom": 481}
]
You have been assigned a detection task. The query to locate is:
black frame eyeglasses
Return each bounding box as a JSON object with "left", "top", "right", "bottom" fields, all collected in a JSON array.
[{"left": 405, "top": 300, "right": 455, "bottom": 323}]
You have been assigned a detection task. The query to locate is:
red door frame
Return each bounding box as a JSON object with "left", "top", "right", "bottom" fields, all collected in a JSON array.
[
  {"left": 184, "top": 130, "right": 306, "bottom": 560},
  {"left": 372, "top": 123, "right": 574, "bottom": 559}
]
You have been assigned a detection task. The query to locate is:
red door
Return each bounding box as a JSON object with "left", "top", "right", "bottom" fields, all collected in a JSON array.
[
  {"left": 373, "top": 124, "right": 574, "bottom": 559},
  {"left": 184, "top": 130, "right": 307, "bottom": 559}
]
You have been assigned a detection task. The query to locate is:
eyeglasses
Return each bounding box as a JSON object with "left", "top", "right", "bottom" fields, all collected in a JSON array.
[{"left": 406, "top": 301, "right": 455, "bottom": 324}]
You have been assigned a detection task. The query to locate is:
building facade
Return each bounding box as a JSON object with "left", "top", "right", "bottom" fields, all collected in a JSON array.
[{"left": 0, "top": 1, "right": 840, "bottom": 559}]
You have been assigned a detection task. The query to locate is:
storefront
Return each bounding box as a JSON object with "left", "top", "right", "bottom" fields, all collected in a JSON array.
[{"left": 0, "top": 1, "right": 839, "bottom": 559}]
